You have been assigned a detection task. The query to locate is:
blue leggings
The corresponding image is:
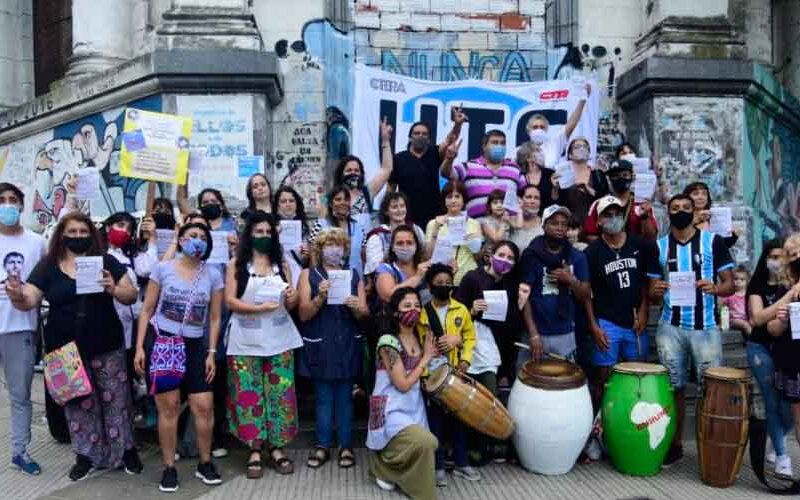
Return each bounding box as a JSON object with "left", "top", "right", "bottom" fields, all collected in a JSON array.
[{"left": 747, "top": 342, "right": 794, "bottom": 456}]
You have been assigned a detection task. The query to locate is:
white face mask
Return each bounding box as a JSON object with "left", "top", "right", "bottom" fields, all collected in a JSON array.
[
  {"left": 621, "top": 153, "right": 636, "bottom": 162},
  {"left": 528, "top": 128, "right": 547, "bottom": 145}
]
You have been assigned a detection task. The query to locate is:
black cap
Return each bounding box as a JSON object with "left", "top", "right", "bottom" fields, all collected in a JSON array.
[{"left": 607, "top": 159, "right": 633, "bottom": 173}]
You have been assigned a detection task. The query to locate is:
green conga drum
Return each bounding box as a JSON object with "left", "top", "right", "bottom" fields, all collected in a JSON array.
[{"left": 601, "top": 362, "right": 676, "bottom": 476}]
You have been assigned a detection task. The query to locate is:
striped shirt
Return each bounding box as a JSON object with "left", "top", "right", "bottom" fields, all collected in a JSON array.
[
  {"left": 453, "top": 156, "right": 527, "bottom": 218},
  {"left": 646, "top": 230, "right": 734, "bottom": 330}
]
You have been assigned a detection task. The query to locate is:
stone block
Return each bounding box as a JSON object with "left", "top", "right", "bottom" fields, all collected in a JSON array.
[
  {"left": 468, "top": 15, "right": 499, "bottom": 31},
  {"left": 519, "top": 0, "right": 545, "bottom": 16},
  {"left": 370, "top": 0, "right": 402, "bottom": 11},
  {"left": 456, "top": 32, "right": 489, "bottom": 50},
  {"left": 356, "top": 45, "right": 382, "bottom": 65},
  {"left": 488, "top": 32, "right": 518, "bottom": 51},
  {"left": 397, "top": 30, "right": 434, "bottom": 49},
  {"left": 354, "top": 29, "right": 371, "bottom": 48},
  {"left": 441, "top": 14, "right": 471, "bottom": 31},
  {"left": 517, "top": 31, "right": 546, "bottom": 50},
  {"left": 499, "top": 14, "right": 530, "bottom": 32},
  {"left": 410, "top": 12, "right": 441, "bottom": 31},
  {"left": 489, "top": 0, "right": 517, "bottom": 14},
  {"left": 355, "top": 10, "right": 381, "bottom": 29},
  {"left": 429, "top": 0, "right": 461, "bottom": 13},
  {"left": 399, "top": 0, "right": 431, "bottom": 12},
  {"left": 381, "top": 11, "right": 412, "bottom": 29},
  {"left": 370, "top": 30, "right": 401, "bottom": 47},
  {"left": 460, "top": 0, "right": 491, "bottom": 13}
]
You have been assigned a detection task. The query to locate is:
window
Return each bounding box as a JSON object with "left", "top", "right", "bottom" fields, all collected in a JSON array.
[
  {"left": 546, "top": 0, "right": 578, "bottom": 47},
  {"left": 33, "top": 0, "right": 72, "bottom": 97}
]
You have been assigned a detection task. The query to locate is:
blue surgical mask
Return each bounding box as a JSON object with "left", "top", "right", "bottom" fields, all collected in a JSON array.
[
  {"left": 180, "top": 237, "right": 208, "bottom": 259},
  {"left": 487, "top": 144, "right": 506, "bottom": 163},
  {"left": 0, "top": 204, "right": 20, "bottom": 226}
]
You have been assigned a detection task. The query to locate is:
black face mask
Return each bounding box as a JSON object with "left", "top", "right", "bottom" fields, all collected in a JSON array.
[
  {"left": 200, "top": 204, "right": 222, "bottom": 220},
  {"left": 343, "top": 173, "right": 363, "bottom": 190},
  {"left": 545, "top": 234, "right": 567, "bottom": 247},
  {"left": 64, "top": 236, "right": 92, "bottom": 254},
  {"left": 790, "top": 258, "right": 800, "bottom": 276},
  {"left": 610, "top": 177, "right": 632, "bottom": 194},
  {"left": 430, "top": 285, "right": 453, "bottom": 301},
  {"left": 669, "top": 210, "right": 694, "bottom": 230},
  {"left": 153, "top": 212, "right": 176, "bottom": 230}
]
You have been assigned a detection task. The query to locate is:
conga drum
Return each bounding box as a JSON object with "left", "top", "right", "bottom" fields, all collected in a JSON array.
[
  {"left": 602, "top": 362, "right": 676, "bottom": 476},
  {"left": 697, "top": 367, "right": 750, "bottom": 488},
  {"left": 507, "top": 359, "right": 592, "bottom": 475},
  {"left": 424, "top": 364, "right": 514, "bottom": 440}
]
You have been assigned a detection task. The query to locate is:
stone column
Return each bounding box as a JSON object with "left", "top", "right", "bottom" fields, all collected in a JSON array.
[
  {"left": 156, "top": 0, "right": 262, "bottom": 51},
  {"left": 67, "top": 0, "right": 134, "bottom": 79},
  {"left": 0, "top": 0, "right": 34, "bottom": 110}
]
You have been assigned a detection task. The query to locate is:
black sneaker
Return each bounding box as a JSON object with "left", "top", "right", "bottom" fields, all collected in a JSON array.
[
  {"left": 68, "top": 455, "right": 93, "bottom": 481},
  {"left": 123, "top": 448, "right": 143, "bottom": 475},
  {"left": 195, "top": 461, "right": 222, "bottom": 485},
  {"left": 662, "top": 445, "right": 684, "bottom": 468},
  {"left": 159, "top": 466, "right": 179, "bottom": 493}
]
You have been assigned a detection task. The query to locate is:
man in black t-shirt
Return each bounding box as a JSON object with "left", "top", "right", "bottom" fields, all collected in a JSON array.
[
  {"left": 389, "top": 109, "right": 467, "bottom": 227},
  {"left": 584, "top": 196, "right": 650, "bottom": 401}
]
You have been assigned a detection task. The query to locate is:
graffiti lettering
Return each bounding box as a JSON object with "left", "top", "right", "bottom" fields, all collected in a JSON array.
[{"left": 369, "top": 78, "right": 406, "bottom": 93}]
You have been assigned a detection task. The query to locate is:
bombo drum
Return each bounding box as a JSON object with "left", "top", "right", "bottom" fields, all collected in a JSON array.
[
  {"left": 602, "top": 362, "right": 676, "bottom": 476},
  {"left": 508, "top": 359, "right": 592, "bottom": 475},
  {"left": 424, "top": 364, "right": 514, "bottom": 440}
]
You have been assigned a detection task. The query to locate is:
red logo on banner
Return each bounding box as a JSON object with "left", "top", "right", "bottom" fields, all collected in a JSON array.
[{"left": 539, "top": 90, "right": 570, "bottom": 102}]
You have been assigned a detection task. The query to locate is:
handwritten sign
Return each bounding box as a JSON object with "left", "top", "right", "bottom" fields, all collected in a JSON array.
[{"left": 119, "top": 108, "right": 192, "bottom": 185}]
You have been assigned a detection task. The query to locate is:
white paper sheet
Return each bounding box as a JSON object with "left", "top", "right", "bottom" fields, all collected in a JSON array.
[
  {"left": 75, "top": 168, "right": 100, "bottom": 201},
  {"left": 502, "top": 187, "right": 520, "bottom": 214},
  {"left": 447, "top": 216, "right": 467, "bottom": 245},
  {"left": 482, "top": 290, "right": 509, "bottom": 322},
  {"left": 669, "top": 271, "right": 696, "bottom": 307},
  {"left": 709, "top": 207, "right": 733, "bottom": 237},
  {"left": 207, "top": 231, "right": 230, "bottom": 264},
  {"left": 633, "top": 172, "right": 658, "bottom": 201},
  {"left": 155, "top": 229, "right": 174, "bottom": 258},
  {"left": 790, "top": 302, "right": 800, "bottom": 341},
  {"left": 431, "top": 237, "right": 454, "bottom": 265},
  {"left": 630, "top": 157, "right": 651, "bottom": 173},
  {"left": 555, "top": 162, "right": 575, "bottom": 189},
  {"left": 75, "top": 256, "right": 104, "bottom": 295},
  {"left": 279, "top": 220, "right": 302, "bottom": 251},
  {"left": 327, "top": 270, "right": 351, "bottom": 305}
]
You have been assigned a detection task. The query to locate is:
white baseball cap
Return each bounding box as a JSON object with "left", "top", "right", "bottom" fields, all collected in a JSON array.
[
  {"left": 595, "top": 195, "right": 625, "bottom": 216},
  {"left": 542, "top": 205, "right": 571, "bottom": 224}
]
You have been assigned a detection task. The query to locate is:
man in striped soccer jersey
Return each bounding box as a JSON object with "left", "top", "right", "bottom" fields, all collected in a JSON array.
[{"left": 647, "top": 193, "right": 735, "bottom": 467}]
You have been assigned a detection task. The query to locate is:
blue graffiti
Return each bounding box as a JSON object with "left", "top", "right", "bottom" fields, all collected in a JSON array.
[{"left": 383, "top": 50, "right": 534, "bottom": 82}]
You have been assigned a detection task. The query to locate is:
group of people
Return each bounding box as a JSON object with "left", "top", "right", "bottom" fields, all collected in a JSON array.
[{"left": 0, "top": 85, "right": 798, "bottom": 500}]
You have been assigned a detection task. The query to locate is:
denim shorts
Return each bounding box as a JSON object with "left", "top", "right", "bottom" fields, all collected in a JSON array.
[
  {"left": 655, "top": 323, "right": 722, "bottom": 390},
  {"left": 592, "top": 318, "right": 648, "bottom": 367}
]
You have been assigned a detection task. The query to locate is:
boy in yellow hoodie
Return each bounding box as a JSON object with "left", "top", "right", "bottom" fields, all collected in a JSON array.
[{"left": 417, "top": 263, "right": 479, "bottom": 486}]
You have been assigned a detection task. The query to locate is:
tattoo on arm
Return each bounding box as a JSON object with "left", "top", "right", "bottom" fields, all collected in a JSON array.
[{"left": 380, "top": 346, "right": 400, "bottom": 369}]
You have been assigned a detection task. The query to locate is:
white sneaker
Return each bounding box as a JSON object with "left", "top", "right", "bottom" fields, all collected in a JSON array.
[
  {"left": 453, "top": 466, "right": 481, "bottom": 481},
  {"left": 766, "top": 439, "right": 776, "bottom": 464},
  {"left": 211, "top": 448, "right": 228, "bottom": 459},
  {"left": 775, "top": 455, "right": 793, "bottom": 478},
  {"left": 436, "top": 469, "right": 448, "bottom": 487},
  {"left": 375, "top": 477, "right": 396, "bottom": 491}
]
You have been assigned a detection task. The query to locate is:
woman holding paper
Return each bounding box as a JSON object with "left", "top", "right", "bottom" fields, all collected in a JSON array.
[
  {"left": 375, "top": 225, "right": 431, "bottom": 304},
  {"left": 425, "top": 181, "right": 482, "bottom": 285},
  {"left": 309, "top": 187, "right": 367, "bottom": 274},
  {"left": 134, "top": 221, "right": 225, "bottom": 492},
  {"left": 516, "top": 141, "right": 558, "bottom": 210},
  {"left": 7, "top": 212, "right": 141, "bottom": 480},
  {"left": 767, "top": 233, "right": 800, "bottom": 455},
  {"left": 297, "top": 228, "right": 368, "bottom": 469},
  {"left": 365, "top": 192, "right": 426, "bottom": 276},
  {"left": 555, "top": 137, "right": 607, "bottom": 229},
  {"left": 683, "top": 182, "right": 738, "bottom": 247},
  {"left": 223, "top": 211, "right": 301, "bottom": 478},
  {"left": 273, "top": 185, "right": 311, "bottom": 289}
]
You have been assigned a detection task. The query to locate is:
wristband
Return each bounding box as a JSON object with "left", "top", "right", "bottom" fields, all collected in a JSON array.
[{"left": 207, "top": 349, "right": 217, "bottom": 353}]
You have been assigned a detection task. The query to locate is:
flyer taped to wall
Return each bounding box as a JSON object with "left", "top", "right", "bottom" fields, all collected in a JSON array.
[{"left": 119, "top": 108, "right": 193, "bottom": 185}]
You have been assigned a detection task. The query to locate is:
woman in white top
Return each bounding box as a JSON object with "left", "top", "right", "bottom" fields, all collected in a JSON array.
[
  {"left": 224, "top": 211, "right": 301, "bottom": 478},
  {"left": 364, "top": 191, "right": 426, "bottom": 276}
]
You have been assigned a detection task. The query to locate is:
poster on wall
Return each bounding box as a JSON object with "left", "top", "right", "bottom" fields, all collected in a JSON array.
[
  {"left": 351, "top": 64, "right": 600, "bottom": 185},
  {"left": 119, "top": 108, "right": 192, "bottom": 185},
  {"left": 176, "top": 95, "right": 255, "bottom": 208}
]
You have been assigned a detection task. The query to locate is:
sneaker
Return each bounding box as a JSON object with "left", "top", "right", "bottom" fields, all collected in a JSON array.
[
  {"left": 33, "top": 361, "right": 44, "bottom": 373},
  {"left": 159, "top": 466, "right": 179, "bottom": 493},
  {"left": 68, "top": 456, "right": 93, "bottom": 481},
  {"left": 375, "top": 477, "right": 396, "bottom": 491},
  {"left": 195, "top": 461, "right": 222, "bottom": 485},
  {"left": 211, "top": 447, "right": 228, "bottom": 459},
  {"left": 453, "top": 466, "right": 481, "bottom": 481},
  {"left": 11, "top": 453, "right": 41, "bottom": 475},
  {"left": 662, "top": 445, "right": 684, "bottom": 468},
  {"left": 123, "top": 448, "right": 143, "bottom": 475},
  {"left": 436, "top": 469, "right": 448, "bottom": 487},
  {"left": 585, "top": 436, "right": 602, "bottom": 461},
  {"left": 775, "top": 455, "right": 793, "bottom": 478},
  {"left": 766, "top": 439, "right": 777, "bottom": 464}
]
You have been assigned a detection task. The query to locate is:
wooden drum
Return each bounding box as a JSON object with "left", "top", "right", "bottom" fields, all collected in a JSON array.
[
  {"left": 697, "top": 367, "right": 750, "bottom": 488},
  {"left": 424, "top": 364, "right": 514, "bottom": 440},
  {"left": 507, "top": 359, "right": 593, "bottom": 475}
]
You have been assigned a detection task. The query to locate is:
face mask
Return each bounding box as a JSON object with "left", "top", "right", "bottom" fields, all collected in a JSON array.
[
  {"left": 393, "top": 246, "right": 416, "bottom": 263},
  {"left": 602, "top": 215, "right": 625, "bottom": 235},
  {"left": 411, "top": 136, "right": 429, "bottom": 151},
  {"left": 180, "top": 237, "right": 207, "bottom": 259},
  {"left": 523, "top": 208, "right": 538, "bottom": 219},
  {"left": 546, "top": 234, "right": 568, "bottom": 247},
  {"left": 669, "top": 210, "right": 694, "bottom": 230},
  {"left": 571, "top": 145, "right": 590, "bottom": 161},
  {"left": 153, "top": 212, "right": 176, "bottom": 230},
  {"left": 491, "top": 256, "right": 514, "bottom": 275},
  {"left": 487, "top": 144, "right": 506, "bottom": 163},
  {"left": 252, "top": 236, "right": 273, "bottom": 254},
  {"left": 790, "top": 258, "right": 800, "bottom": 276},
  {"left": 610, "top": 177, "right": 632, "bottom": 193},
  {"left": 399, "top": 309, "right": 421, "bottom": 327},
  {"left": 0, "top": 204, "right": 20, "bottom": 226},
  {"left": 766, "top": 258, "right": 783, "bottom": 275},
  {"left": 431, "top": 284, "right": 453, "bottom": 301},
  {"left": 107, "top": 228, "right": 131, "bottom": 248},
  {"left": 64, "top": 236, "right": 92, "bottom": 254},
  {"left": 528, "top": 128, "right": 547, "bottom": 145},
  {"left": 322, "top": 246, "right": 344, "bottom": 267},
  {"left": 621, "top": 153, "right": 636, "bottom": 162},
  {"left": 200, "top": 204, "right": 222, "bottom": 220},
  {"left": 343, "top": 173, "right": 363, "bottom": 190}
]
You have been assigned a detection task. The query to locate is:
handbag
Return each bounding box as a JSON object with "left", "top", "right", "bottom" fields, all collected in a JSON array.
[
  {"left": 43, "top": 295, "right": 93, "bottom": 406},
  {"left": 148, "top": 263, "right": 205, "bottom": 395}
]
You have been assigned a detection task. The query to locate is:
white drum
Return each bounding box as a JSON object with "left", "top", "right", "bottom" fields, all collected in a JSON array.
[{"left": 508, "top": 359, "right": 593, "bottom": 475}]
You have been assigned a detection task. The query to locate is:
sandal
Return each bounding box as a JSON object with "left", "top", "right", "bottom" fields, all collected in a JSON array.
[
  {"left": 246, "top": 451, "right": 263, "bottom": 479},
  {"left": 338, "top": 448, "right": 355, "bottom": 469},
  {"left": 269, "top": 447, "right": 294, "bottom": 475},
  {"left": 306, "top": 446, "right": 329, "bottom": 469}
]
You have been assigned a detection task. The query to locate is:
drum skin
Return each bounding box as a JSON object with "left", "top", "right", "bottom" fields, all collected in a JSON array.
[
  {"left": 601, "top": 363, "right": 676, "bottom": 476},
  {"left": 508, "top": 360, "right": 593, "bottom": 475},
  {"left": 697, "top": 367, "right": 750, "bottom": 488},
  {"left": 424, "top": 364, "right": 514, "bottom": 440}
]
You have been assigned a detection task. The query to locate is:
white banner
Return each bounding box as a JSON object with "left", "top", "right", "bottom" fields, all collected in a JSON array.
[{"left": 352, "top": 64, "right": 600, "bottom": 185}]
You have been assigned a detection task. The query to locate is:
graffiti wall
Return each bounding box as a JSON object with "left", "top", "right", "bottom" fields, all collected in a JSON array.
[{"left": 0, "top": 95, "right": 162, "bottom": 231}]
